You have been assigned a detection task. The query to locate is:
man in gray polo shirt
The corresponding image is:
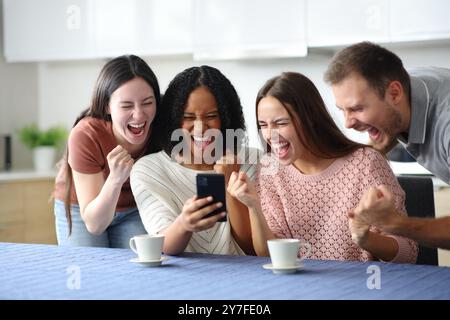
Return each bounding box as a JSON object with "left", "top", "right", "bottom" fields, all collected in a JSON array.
[{"left": 325, "top": 41, "right": 450, "bottom": 250}]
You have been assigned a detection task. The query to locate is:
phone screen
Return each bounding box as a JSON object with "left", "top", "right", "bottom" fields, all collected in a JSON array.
[{"left": 196, "top": 173, "right": 227, "bottom": 222}]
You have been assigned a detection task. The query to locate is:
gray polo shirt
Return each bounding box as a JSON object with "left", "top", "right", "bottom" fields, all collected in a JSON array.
[{"left": 397, "top": 67, "right": 450, "bottom": 184}]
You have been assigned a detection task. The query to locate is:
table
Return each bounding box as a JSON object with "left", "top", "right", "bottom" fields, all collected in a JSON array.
[{"left": 1, "top": 242, "right": 449, "bottom": 300}]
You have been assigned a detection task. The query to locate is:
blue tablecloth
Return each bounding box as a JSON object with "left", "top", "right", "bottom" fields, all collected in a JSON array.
[{"left": 1, "top": 242, "right": 449, "bottom": 300}]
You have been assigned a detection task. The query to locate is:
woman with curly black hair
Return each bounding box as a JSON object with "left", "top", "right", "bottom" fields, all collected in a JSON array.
[{"left": 130, "top": 66, "right": 257, "bottom": 255}]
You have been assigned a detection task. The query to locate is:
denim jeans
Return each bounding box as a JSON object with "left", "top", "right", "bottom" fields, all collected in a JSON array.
[{"left": 54, "top": 199, "right": 147, "bottom": 248}]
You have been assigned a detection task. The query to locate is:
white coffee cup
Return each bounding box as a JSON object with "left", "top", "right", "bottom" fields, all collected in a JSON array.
[
  {"left": 129, "top": 234, "right": 164, "bottom": 261},
  {"left": 267, "top": 239, "right": 311, "bottom": 268}
]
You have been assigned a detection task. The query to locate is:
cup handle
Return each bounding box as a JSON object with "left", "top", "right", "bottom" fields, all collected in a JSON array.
[
  {"left": 129, "top": 237, "right": 138, "bottom": 254},
  {"left": 298, "top": 242, "right": 312, "bottom": 262}
]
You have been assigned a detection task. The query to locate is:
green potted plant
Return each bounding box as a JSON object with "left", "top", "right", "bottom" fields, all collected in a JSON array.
[{"left": 18, "top": 123, "right": 68, "bottom": 171}]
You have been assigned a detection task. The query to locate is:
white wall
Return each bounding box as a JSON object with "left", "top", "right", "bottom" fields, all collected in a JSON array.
[
  {"left": 0, "top": 2, "right": 39, "bottom": 169},
  {"left": 387, "top": 41, "right": 450, "bottom": 69},
  {"left": 37, "top": 59, "right": 102, "bottom": 130}
]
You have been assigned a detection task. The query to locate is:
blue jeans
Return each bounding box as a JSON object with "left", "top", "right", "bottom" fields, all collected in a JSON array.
[{"left": 54, "top": 200, "right": 147, "bottom": 248}]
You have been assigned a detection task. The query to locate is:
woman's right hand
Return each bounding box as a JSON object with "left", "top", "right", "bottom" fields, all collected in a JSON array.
[
  {"left": 227, "top": 171, "right": 259, "bottom": 209},
  {"left": 178, "top": 195, "right": 226, "bottom": 232},
  {"left": 106, "top": 145, "right": 134, "bottom": 185}
]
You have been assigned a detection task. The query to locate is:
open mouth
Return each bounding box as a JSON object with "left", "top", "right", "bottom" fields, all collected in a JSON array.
[
  {"left": 192, "top": 135, "right": 213, "bottom": 150},
  {"left": 271, "top": 141, "right": 290, "bottom": 159},
  {"left": 127, "top": 122, "right": 146, "bottom": 137},
  {"left": 368, "top": 126, "right": 381, "bottom": 142}
]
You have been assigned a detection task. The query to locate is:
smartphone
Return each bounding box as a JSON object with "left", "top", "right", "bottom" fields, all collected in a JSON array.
[{"left": 196, "top": 173, "right": 227, "bottom": 222}]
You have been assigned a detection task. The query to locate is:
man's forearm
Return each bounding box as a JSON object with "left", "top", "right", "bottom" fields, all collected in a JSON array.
[{"left": 386, "top": 215, "right": 450, "bottom": 250}]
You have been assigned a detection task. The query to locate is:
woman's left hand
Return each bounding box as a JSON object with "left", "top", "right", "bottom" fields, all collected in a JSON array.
[{"left": 348, "top": 211, "right": 370, "bottom": 247}]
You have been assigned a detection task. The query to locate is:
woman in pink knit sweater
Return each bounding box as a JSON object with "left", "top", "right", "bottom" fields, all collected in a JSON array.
[{"left": 228, "top": 72, "right": 417, "bottom": 263}]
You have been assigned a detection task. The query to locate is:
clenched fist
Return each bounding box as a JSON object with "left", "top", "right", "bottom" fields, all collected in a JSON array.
[
  {"left": 227, "top": 171, "right": 259, "bottom": 209},
  {"left": 351, "top": 185, "right": 400, "bottom": 227},
  {"left": 107, "top": 145, "right": 134, "bottom": 185}
]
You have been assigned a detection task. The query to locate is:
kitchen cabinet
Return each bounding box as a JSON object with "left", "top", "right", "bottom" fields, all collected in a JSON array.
[
  {"left": 389, "top": 0, "right": 450, "bottom": 42},
  {"left": 307, "top": 0, "right": 450, "bottom": 47},
  {"left": 0, "top": 177, "right": 56, "bottom": 244},
  {"left": 92, "top": 0, "right": 192, "bottom": 58},
  {"left": 307, "top": 0, "right": 391, "bottom": 47},
  {"left": 193, "top": 0, "right": 307, "bottom": 60},
  {"left": 3, "top": 0, "right": 95, "bottom": 62},
  {"left": 3, "top": 0, "right": 192, "bottom": 62},
  {"left": 4, "top": 0, "right": 450, "bottom": 62}
]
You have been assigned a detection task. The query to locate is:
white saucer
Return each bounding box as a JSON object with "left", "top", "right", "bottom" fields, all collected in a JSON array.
[
  {"left": 130, "top": 256, "right": 169, "bottom": 267},
  {"left": 262, "top": 263, "right": 302, "bottom": 274}
]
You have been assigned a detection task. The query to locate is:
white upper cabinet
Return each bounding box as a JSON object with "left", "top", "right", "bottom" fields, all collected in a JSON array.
[
  {"left": 92, "top": 0, "right": 192, "bottom": 58},
  {"left": 3, "top": 0, "right": 96, "bottom": 62},
  {"left": 193, "top": 0, "right": 307, "bottom": 60},
  {"left": 4, "top": 0, "right": 450, "bottom": 62},
  {"left": 145, "top": 0, "right": 192, "bottom": 55},
  {"left": 389, "top": 0, "right": 450, "bottom": 42},
  {"left": 307, "top": 0, "right": 450, "bottom": 47},
  {"left": 3, "top": 0, "right": 192, "bottom": 62},
  {"left": 307, "top": 0, "right": 390, "bottom": 47},
  {"left": 92, "top": 0, "right": 147, "bottom": 58}
]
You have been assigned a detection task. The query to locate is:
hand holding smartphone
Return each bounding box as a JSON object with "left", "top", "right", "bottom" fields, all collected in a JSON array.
[{"left": 196, "top": 173, "right": 227, "bottom": 222}]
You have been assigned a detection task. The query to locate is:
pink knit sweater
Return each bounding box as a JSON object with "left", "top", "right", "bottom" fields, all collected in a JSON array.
[{"left": 257, "top": 147, "right": 418, "bottom": 263}]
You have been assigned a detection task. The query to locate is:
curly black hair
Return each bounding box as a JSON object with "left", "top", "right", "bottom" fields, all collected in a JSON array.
[{"left": 155, "top": 65, "right": 246, "bottom": 155}]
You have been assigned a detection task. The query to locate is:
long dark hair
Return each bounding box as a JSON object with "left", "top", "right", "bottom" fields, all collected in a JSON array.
[
  {"left": 156, "top": 65, "right": 245, "bottom": 156},
  {"left": 64, "top": 55, "right": 161, "bottom": 235},
  {"left": 256, "top": 72, "right": 365, "bottom": 159}
]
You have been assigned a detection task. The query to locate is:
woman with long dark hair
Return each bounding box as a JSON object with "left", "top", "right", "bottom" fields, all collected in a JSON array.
[
  {"left": 228, "top": 72, "right": 417, "bottom": 263},
  {"left": 53, "top": 55, "right": 161, "bottom": 248}
]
